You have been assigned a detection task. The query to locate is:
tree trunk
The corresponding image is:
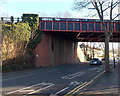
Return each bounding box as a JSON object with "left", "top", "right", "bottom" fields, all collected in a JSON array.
[{"left": 104, "top": 32, "right": 111, "bottom": 73}]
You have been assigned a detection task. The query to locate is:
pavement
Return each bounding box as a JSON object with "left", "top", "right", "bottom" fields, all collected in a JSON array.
[{"left": 78, "top": 62, "right": 120, "bottom": 96}]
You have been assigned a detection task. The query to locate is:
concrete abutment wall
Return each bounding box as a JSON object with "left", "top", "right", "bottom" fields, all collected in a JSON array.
[{"left": 35, "top": 33, "right": 81, "bottom": 67}]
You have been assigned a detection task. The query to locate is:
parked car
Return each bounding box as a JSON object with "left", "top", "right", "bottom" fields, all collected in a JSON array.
[{"left": 90, "top": 58, "right": 102, "bottom": 65}]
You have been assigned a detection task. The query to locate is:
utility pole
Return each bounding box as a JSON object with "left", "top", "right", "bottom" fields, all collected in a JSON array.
[
  {"left": 118, "top": 43, "right": 120, "bottom": 58},
  {"left": 112, "top": 42, "right": 116, "bottom": 68}
]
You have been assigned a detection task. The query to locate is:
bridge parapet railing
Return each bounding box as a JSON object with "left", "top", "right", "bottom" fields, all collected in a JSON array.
[{"left": 39, "top": 17, "right": 120, "bottom": 33}]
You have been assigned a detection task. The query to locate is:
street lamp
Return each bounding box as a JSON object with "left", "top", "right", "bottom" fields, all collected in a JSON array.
[{"left": 112, "top": 42, "right": 116, "bottom": 68}]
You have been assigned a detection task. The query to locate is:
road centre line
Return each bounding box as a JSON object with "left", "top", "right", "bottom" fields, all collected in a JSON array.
[
  {"left": 67, "top": 74, "right": 84, "bottom": 79},
  {"left": 6, "top": 82, "right": 54, "bottom": 95},
  {"left": 62, "top": 72, "right": 85, "bottom": 79},
  {"left": 2, "top": 74, "right": 35, "bottom": 81},
  {"left": 55, "top": 87, "right": 69, "bottom": 95},
  {"left": 88, "top": 67, "right": 98, "bottom": 71},
  {"left": 62, "top": 67, "right": 103, "bottom": 80},
  {"left": 69, "top": 81, "right": 81, "bottom": 86}
]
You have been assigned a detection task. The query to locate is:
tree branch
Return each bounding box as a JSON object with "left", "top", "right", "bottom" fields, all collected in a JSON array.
[
  {"left": 94, "top": 1, "right": 103, "bottom": 20},
  {"left": 98, "top": 0, "right": 103, "bottom": 18},
  {"left": 109, "top": 0, "right": 113, "bottom": 35},
  {"left": 113, "top": 14, "right": 120, "bottom": 20},
  {"left": 91, "top": 1, "right": 119, "bottom": 17},
  {"left": 112, "top": 1, "right": 120, "bottom": 9}
]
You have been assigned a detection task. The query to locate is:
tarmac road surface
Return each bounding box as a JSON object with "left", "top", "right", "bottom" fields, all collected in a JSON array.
[{"left": 2, "top": 63, "right": 106, "bottom": 95}]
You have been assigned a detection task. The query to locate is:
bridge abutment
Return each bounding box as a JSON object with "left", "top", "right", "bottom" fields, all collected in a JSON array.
[{"left": 35, "top": 32, "right": 81, "bottom": 67}]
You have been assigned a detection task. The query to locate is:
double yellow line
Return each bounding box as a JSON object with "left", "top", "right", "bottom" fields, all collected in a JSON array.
[
  {"left": 64, "top": 82, "right": 89, "bottom": 96},
  {"left": 64, "top": 71, "right": 105, "bottom": 96}
]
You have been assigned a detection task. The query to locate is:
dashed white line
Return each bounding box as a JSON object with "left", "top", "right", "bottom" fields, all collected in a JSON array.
[
  {"left": 2, "top": 74, "right": 35, "bottom": 81},
  {"left": 62, "top": 72, "right": 85, "bottom": 79},
  {"left": 69, "top": 81, "right": 81, "bottom": 86},
  {"left": 55, "top": 87, "right": 69, "bottom": 95},
  {"left": 88, "top": 67, "right": 98, "bottom": 71}
]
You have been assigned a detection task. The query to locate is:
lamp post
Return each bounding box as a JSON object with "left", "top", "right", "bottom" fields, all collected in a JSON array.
[{"left": 112, "top": 42, "right": 116, "bottom": 68}]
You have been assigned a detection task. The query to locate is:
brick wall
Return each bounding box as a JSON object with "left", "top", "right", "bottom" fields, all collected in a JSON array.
[{"left": 35, "top": 32, "right": 80, "bottom": 67}]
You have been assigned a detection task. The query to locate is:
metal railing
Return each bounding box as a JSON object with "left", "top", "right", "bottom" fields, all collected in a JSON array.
[{"left": 39, "top": 17, "right": 120, "bottom": 33}]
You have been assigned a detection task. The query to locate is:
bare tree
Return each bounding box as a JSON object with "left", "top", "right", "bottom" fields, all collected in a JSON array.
[{"left": 73, "top": 0, "right": 120, "bottom": 72}]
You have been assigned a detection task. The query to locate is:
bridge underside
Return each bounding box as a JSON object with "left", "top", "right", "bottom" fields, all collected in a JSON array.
[
  {"left": 42, "top": 31, "right": 120, "bottom": 42},
  {"left": 35, "top": 31, "right": 120, "bottom": 67}
]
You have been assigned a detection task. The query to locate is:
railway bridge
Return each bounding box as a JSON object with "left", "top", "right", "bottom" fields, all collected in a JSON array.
[{"left": 35, "top": 17, "right": 120, "bottom": 67}]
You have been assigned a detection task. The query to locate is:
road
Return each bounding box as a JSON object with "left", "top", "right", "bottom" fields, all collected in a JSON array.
[{"left": 2, "top": 63, "right": 105, "bottom": 95}]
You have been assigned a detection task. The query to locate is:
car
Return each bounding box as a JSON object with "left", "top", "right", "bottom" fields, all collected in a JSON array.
[
  {"left": 101, "top": 58, "right": 105, "bottom": 61},
  {"left": 90, "top": 58, "right": 102, "bottom": 65}
]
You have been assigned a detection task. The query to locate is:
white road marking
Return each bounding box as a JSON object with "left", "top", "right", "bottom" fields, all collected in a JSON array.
[
  {"left": 67, "top": 74, "right": 84, "bottom": 79},
  {"left": 62, "top": 72, "right": 85, "bottom": 79},
  {"left": 28, "top": 84, "right": 54, "bottom": 94},
  {"left": 72, "top": 71, "right": 105, "bottom": 94},
  {"left": 55, "top": 87, "right": 69, "bottom": 95},
  {"left": 88, "top": 67, "right": 98, "bottom": 71},
  {"left": 6, "top": 82, "right": 54, "bottom": 95},
  {"left": 18, "top": 90, "right": 35, "bottom": 92},
  {"left": 88, "top": 67, "right": 103, "bottom": 72},
  {"left": 42, "top": 82, "right": 54, "bottom": 85},
  {"left": 6, "top": 83, "right": 44, "bottom": 94},
  {"left": 69, "top": 81, "right": 81, "bottom": 86},
  {"left": 2, "top": 74, "right": 35, "bottom": 81}
]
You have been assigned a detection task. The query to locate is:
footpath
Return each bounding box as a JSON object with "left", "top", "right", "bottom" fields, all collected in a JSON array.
[{"left": 78, "top": 62, "right": 120, "bottom": 96}]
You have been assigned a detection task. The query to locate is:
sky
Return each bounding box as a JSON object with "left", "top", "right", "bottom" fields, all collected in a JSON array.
[
  {"left": 0, "top": 0, "right": 82, "bottom": 18},
  {"left": 0, "top": 0, "right": 119, "bottom": 19},
  {"left": 0, "top": 0, "right": 119, "bottom": 48}
]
